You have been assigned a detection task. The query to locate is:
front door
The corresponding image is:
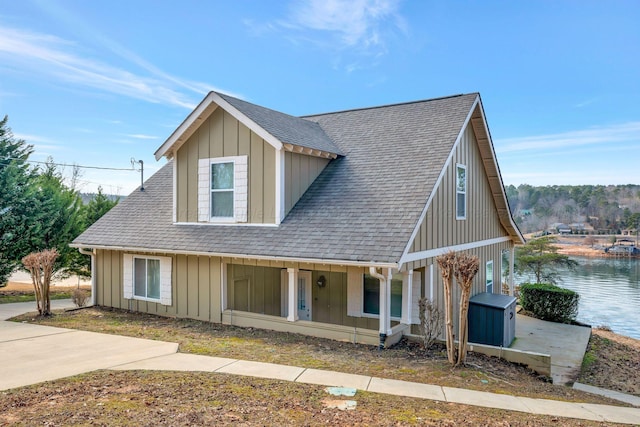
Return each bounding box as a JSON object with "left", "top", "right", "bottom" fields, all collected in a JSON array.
[{"left": 297, "top": 271, "right": 312, "bottom": 321}]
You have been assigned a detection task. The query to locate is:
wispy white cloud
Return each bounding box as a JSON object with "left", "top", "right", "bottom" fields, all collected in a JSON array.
[
  {"left": 266, "top": 0, "right": 407, "bottom": 71},
  {"left": 0, "top": 24, "right": 241, "bottom": 110},
  {"left": 495, "top": 122, "right": 640, "bottom": 154},
  {"left": 125, "top": 134, "right": 159, "bottom": 140},
  {"left": 287, "top": 0, "right": 404, "bottom": 48}
]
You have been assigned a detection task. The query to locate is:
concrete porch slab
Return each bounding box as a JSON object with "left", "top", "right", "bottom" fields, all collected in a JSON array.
[{"left": 512, "top": 314, "right": 591, "bottom": 385}]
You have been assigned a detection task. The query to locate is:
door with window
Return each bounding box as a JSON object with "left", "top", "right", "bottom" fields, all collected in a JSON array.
[{"left": 297, "top": 271, "right": 312, "bottom": 321}]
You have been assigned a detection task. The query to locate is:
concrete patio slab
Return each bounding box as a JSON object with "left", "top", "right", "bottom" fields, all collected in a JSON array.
[
  {"left": 113, "top": 353, "right": 237, "bottom": 372},
  {"left": 368, "top": 377, "right": 445, "bottom": 401},
  {"left": 217, "top": 360, "right": 305, "bottom": 382},
  {"left": 512, "top": 314, "right": 591, "bottom": 385},
  {"left": 295, "top": 368, "right": 372, "bottom": 390}
]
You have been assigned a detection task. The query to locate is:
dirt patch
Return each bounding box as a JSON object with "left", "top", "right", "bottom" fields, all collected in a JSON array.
[
  {"left": 0, "top": 371, "right": 626, "bottom": 426},
  {"left": 578, "top": 327, "right": 640, "bottom": 396}
]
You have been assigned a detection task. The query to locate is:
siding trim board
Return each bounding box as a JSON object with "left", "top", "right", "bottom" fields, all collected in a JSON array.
[{"left": 400, "top": 236, "right": 512, "bottom": 264}]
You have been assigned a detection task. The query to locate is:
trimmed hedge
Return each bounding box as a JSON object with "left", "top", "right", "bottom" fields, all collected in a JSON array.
[{"left": 519, "top": 283, "right": 579, "bottom": 324}]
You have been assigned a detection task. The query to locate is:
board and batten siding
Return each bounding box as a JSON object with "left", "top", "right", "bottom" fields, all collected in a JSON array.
[
  {"left": 94, "top": 249, "right": 222, "bottom": 322},
  {"left": 175, "top": 108, "right": 276, "bottom": 224},
  {"left": 407, "top": 124, "right": 508, "bottom": 266},
  {"left": 409, "top": 241, "right": 511, "bottom": 335},
  {"left": 284, "top": 151, "right": 329, "bottom": 215},
  {"left": 223, "top": 260, "right": 380, "bottom": 331}
]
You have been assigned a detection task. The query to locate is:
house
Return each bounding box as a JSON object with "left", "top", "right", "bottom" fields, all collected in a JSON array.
[{"left": 72, "top": 91, "right": 524, "bottom": 348}]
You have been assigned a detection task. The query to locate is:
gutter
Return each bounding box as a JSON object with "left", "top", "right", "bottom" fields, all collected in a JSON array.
[
  {"left": 369, "top": 266, "right": 390, "bottom": 350},
  {"left": 77, "top": 248, "right": 96, "bottom": 306},
  {"left": 69, "top": 243, "right": 399, "bottom": 270}
]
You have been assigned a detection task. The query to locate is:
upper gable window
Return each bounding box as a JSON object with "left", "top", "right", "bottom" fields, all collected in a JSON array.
[
  {"left": 456, "top": 164, "right": 467, "bottom": 220},
  {"left": 211, "top": 161, "right": 234, "bottom": 218},
  {"left": 198, "top": 156, "right": 248, "bottom": 223}
]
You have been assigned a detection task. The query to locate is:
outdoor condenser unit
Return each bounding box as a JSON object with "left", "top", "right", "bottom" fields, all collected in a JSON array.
[{"left": 468, "top": 292, "right": 517, "bottom": 347}]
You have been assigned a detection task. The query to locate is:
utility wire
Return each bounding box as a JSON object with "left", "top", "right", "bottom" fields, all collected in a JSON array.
[{"left": 0, "top": 156, "right": 137, "bottom": 172}]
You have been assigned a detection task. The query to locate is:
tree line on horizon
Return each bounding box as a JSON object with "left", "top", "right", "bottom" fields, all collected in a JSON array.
[
  {"left": 0, "top": 115, "right": 118, "bottom": 286},
  {"left": 505, "top": 183, "right": 640, "bottom": 234}
]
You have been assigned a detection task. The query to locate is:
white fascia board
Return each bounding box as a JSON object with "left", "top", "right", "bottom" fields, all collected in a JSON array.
[
  {"left": 155, "top": 92, "right": 218, "bottom": 160},
  {"left": 68, "top": 243, "right": 398, "bottom": 269},
  {"left": 400, "top": 236, "right": 512, "bottom": 264},
  {"left": 398, "top": 95, "right": 480, "bottom": 265},
  {"left": 154, "top": 92, "right": 284, "bottom": 161}
]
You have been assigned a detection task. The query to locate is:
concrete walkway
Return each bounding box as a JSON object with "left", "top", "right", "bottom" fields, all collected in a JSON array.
[
  {"left": 1, "top": 303, "right": 639, "bottom": 425},
  {"left": 512, "top": 313, "right": 592, "bottom": 385}
]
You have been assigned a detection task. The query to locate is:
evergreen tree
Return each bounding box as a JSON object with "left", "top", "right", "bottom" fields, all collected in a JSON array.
[
  {"left": 514, "top": 236, "right": 578, "bottom": 285},
  {"left": 0, "top": 116, "right": 37, "bottom": 286}
]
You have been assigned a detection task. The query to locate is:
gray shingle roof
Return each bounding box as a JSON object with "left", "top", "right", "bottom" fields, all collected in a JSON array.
[
  {"left": 73, "top": 93, "right": 479, "bottom": 264},
  {"left": 217, "top": 92, "right": 344, "bottom": 156}
]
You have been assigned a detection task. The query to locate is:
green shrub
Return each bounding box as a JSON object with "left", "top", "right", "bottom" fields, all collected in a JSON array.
[{"left": 519, "top": 283, "right": 579, "bottom": 323}]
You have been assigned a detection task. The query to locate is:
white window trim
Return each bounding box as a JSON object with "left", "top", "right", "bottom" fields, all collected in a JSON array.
[
  {"left": 198, "top": 155, "right": 248, "bottom": 223},
  {"left": 123, "top": 254, "right": 172, "bottom": 305},
  {"left": 486, "top": 260, "right": 494, "bottom": 293},
  {"left": 361, "top": 273, "right": 402, "bottom": 321},
  {"left": 456, "top": 163, "right": 467, "bottom": 220}
]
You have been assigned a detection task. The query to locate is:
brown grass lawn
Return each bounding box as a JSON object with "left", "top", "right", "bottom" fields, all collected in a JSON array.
[{"left": 2, "top": 307, "right": 639, "bottom": 425}]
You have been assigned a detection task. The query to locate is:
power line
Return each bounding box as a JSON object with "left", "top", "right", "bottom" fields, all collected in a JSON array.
[{"left": 0, "top": 156, "right": 137, "bottom": 172}]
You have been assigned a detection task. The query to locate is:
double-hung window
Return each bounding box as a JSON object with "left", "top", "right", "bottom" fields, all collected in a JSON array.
[
  {"left": 197, "top": 156, "right": 248, "bottom": 223},
  {"left": 362, "top": 273, "right": 402, "bottom": 319},
  {"left": 456, "top": 164, "right": 467, "bottom": 220},
  {"left": 211, "top": 161, "right": 234, "bottom": 218},
  {"left": 123, "top": 254, "right": 172, "bottom": 305},
  {"left": 134, "top": 257, "right": 160, "bottom": 300}
]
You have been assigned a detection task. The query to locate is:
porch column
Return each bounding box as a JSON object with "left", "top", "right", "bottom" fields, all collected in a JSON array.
[
  {"left": 379, "top": 268, "right": 392, "bottom": 337},
  {"left": 401, "top": 270, "right": 413, "bottom": 325},
  {"left": 287, "top": 268, "right": 298, "bottom": 322},
  {"left": 509, "top": 248, "right": 515, "bottom": 296}
]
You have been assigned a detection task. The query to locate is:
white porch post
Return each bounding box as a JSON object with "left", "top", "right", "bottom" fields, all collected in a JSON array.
[
  {"left": 379, "top": 268, "right": 392, "bottom": 337},
  {"left": 287, "top": 268, "right": 298, "bottom": 322},
  {"left": 401, "top": 270, "right": 413, "bottom": 325},
  {"left": 221, "top": 262, "right": 227, "bottom": 311},
  {"left": 509, "top": 248, "right": 515, "bottom": 296}
]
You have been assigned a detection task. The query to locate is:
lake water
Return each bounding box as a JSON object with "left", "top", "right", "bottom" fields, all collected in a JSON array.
[{"left": 516, "top": 256, "right": 640, "bottom": 339}]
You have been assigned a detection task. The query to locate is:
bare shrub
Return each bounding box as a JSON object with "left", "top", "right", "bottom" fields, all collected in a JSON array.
[
  {"left": 22, "top": 249, "right": 59, "bottom": 316},
  {"left": 418, "top": 297, "right": 443, "bottom": 350},
  {"left": 72, "top": 288, "right": 90, "bottom": 307}
]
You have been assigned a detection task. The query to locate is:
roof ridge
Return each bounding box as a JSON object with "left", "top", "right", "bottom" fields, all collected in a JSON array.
[
  {"left": 214, "top": 91, "right": 304, "bottom": 122},
  {"left": 300, "top": 92, "right": 478, "bottom": 118}
]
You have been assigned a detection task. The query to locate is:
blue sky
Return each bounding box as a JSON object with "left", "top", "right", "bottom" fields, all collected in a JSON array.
[{"left": 1, "top": 0, "right": 638, "bottom": 195}]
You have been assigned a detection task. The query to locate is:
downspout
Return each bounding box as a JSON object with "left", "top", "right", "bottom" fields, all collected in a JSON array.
[
  {"left": 78, "top": 248, "right": 96, "bottom": 306},
  {"left": 369, "top": 266, "right": 388, "bottom": 350}
]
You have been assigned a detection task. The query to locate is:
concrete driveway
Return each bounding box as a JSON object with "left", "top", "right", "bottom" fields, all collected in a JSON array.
[{"left": 0, "top": 307, "right": 178, "bottom": 391}]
